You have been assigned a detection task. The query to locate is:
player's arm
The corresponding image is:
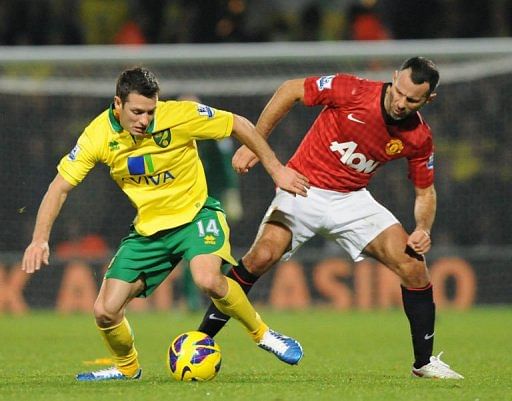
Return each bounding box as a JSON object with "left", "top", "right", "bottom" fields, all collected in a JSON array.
[
  {"left": 230, "top": 114, "right": 309, "bottom": 197},
  {"left": 22, "top": 174, "right": 75, "bottom": 273},
  {"left": 255, "top": 78, "right": 306, "bottom": 139},
  {"left": 232, "top": 79, "right": 305, "bottom": 173},
  {"left": 407, "top": 184, "right": 437, "bottom": 255}
]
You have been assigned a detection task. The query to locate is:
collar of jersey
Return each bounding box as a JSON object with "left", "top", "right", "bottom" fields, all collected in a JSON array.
[{"left": 108, "top": 103, "right": 155, "bottom": 134}]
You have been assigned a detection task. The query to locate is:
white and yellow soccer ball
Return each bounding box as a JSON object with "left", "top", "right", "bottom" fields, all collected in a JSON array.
[{"left": 167, "top": 331, "right": 222, "bottom": 381}]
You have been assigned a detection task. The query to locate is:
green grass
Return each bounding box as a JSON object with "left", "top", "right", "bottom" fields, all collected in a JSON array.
[{"left": 0, "top": 308, "right": 511, "bottom": 401}]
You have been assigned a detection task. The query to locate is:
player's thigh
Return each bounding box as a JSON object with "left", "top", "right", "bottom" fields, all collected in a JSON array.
[
  {"left": 363, "top": 223, "right": 410, "bottom": 265},
  {"left": 251, "top": 188, "right": 320, "bottom": 267},
  {"left": 364, "top": 224, "right": 429, "bottom": 283},
  {"left": 106, "top": 229, "right": 179, "bottom": 298},
  {"left": 189, "top": 254, "right": 224, "bottom": 292},
  {"left": 324, "top": 189, "right": 398, "bottom": 261},
  {"left": 96, "top": 277, "right": 145, "bottom": 314}
]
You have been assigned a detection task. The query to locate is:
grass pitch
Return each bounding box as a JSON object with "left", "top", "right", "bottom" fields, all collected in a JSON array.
[{"left": 0, "top": 308, "right": 511, "bottom": 401}]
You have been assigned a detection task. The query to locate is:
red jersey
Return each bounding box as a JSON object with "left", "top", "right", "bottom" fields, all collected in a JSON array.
[{"left": 287, "top": 74, "right": 434, "bottom": 191}]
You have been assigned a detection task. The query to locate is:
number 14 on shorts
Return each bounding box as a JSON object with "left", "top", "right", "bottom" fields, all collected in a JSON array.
[{"left": 196, "top": 219, "right": 220, "bottom": 237}]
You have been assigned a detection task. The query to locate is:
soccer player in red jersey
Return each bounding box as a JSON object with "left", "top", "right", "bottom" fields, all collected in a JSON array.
[{"left": 198, "top": 57, "right": 464, "bottom": 379}]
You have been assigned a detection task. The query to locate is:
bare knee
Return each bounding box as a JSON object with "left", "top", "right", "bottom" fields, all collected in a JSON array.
[
  {"left": 243, "top": 240, "right": 283, "bottom": 276},
  {"left": 392, "top": 259, "right": 430, "bottom": 288},
  {"left": 93, "top": 299, "right": 123, "bottom": 328},
  {"left": 365, "top": 225, "right": 430, "bottom": 288},
  {"left": 241, "top": 222, "right": 291, "bottom": 275},
  {"left": 189, "top": 261, "right": 226, "bottom": 298},
  {"left": 194, "top": 272, "right": 222, "bottom": 296}
]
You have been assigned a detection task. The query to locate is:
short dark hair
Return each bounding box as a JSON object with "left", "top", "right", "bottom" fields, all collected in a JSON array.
[
  {"left": 116, "top": 67, "right": 160, "bottom": 103},
  {"left": 400, "top": 57, "right": 439, "bottom": 94}
]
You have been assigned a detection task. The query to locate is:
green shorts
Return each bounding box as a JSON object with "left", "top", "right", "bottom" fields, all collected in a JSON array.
[{"left": 105, "top": 197, "right": 237, "bottom": 297}]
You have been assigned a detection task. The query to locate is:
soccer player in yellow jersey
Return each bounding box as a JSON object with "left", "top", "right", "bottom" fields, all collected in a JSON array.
[{"left": 21, "top": 67, "right": 310, "bottom": 381}]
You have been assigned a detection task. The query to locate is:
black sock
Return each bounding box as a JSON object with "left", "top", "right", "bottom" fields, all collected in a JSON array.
[
  {"left": 401, "top": 284, "right": 435, "bottom": 369},
  {"left": 197, "top": 259, "right": 260, "bottom": 338}
]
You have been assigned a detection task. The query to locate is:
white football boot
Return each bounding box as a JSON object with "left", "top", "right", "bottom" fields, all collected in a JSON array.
[{"left": 412, "top": 352, "right": 464, "bottom": 379}]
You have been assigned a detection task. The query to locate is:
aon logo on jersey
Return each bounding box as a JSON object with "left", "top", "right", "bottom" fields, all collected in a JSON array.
[{"left": 330, "top": 141, "right": 380, "bottom": 173}]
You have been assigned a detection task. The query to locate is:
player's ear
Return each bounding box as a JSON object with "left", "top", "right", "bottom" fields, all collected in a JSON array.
[
  {"left": 114, "top": 95, "right": 123, "bottom": 110},
  {"left": 426, "top": 92, "right": 437, "bottom": 103}
]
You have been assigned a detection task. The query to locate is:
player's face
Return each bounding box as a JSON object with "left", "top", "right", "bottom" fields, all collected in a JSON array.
[
  {"left": 385, "top": 68, "right": 435, "bottom": 121},
  {"left": 114, "top": 92, "right": 158, "bottom": 136}
]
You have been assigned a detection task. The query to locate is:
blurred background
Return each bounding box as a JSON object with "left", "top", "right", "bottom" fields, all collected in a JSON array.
[
  {"left": 2, "top": 0, "right": 512, "bottom": 45},
  {"left": 1, "top": 0, "right": 512, "bottom": 311}
]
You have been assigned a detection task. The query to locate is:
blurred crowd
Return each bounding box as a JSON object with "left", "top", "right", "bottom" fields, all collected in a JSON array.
[{"left": 2, "top": 0, "right": 512, "bottom": 46}]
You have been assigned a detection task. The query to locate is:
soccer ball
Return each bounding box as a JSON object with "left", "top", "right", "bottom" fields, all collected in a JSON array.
[{"left": 167, "top": 331, "right": 222, "bottom": 381}]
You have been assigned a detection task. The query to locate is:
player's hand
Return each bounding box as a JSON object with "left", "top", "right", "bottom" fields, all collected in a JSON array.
[
  {"left": 407, "top": 230, "right": 431, "bottom": 255},
  {"left": 21, "top": 241, "right": 50, "bottom": 274},
  {"left": 232, "top": 145, "right": 260, "bottom": 174},
  {"left": 272, "top": 165, "right": 310, "bottom": 197}
]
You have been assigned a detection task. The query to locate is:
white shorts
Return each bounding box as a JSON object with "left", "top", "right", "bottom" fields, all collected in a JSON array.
[{"left": 261, "top": 186, "right": 399, "bottom": 262}]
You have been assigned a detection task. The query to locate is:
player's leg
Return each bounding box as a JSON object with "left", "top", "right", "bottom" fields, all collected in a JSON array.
[
  {"left": 364, "top": 224, "right": 434, "bottom": 364},
  {"left": 190, "top": 254, "right": 265, "bottom": 339},
  {"left": 198, "top": 188, "right": 319, "bottom": 338},
  {"left": 189, "top": 253, "right": 302, "bottom": 365},
  {"left": 76, "top": 277, "right": 144, "bottom": 381},
  {"left": 76, "top": 228, "right": 177, "bottom": 382},
  {"left": 197, "top": 221, "right": 292, "bottom": 337},
  {"left": 363, "top": 224, "right": 463, "bottom": 379},
  {"left": 325, "top": 189, "right": 462, "bottom": 378}
]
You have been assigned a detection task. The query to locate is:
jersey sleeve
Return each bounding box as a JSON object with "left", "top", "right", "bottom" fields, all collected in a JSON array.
[
  {"left": 57, "top": 129, "right": 100, "bottom": 186},
  {"left": 182, "top": 102, "right": 234, "bottom": 141},
  {"left": 303, "top": 74, "right": 359, "bottom": 107},
  {"left": 407, "top": 137, "right": 435, "bottom": 188}
]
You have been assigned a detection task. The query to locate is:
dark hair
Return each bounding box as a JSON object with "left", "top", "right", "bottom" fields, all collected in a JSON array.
[
  {"left": 115, "top": 67, "right": 160, "bottom": 103},
  {"left": 400, "top": 57, "right": 439, "bottom": 94}
]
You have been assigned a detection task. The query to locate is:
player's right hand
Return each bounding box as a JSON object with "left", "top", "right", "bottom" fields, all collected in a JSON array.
[
  {"left": 22, "top": 241, "right": 50, "bottom": 274},
  {"left": 232, "top": 145, "right": 260, "bottom": 174}
]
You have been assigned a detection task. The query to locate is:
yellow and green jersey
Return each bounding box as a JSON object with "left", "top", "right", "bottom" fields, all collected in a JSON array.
[{"left": 57, "top": 100, "right": 234, "bottom": 236}]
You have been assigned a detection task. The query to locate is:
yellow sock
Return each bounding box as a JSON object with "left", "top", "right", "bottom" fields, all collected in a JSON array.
[
  {"left": 97, "top": 317, "right": 139, "bottom": 377},
  {"left": 212, "top": 277, "right": 268, "bottom": 343}
]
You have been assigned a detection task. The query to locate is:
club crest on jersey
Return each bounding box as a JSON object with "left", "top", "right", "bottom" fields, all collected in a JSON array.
[
  {"left": 385, "top": 139, "right": 404, "bottom": 155},
  {"left": 316, "top": 75, "right": 334, "bottom": 91},
  {"left": 67, "top": 144, "right": 80, "bottom": 161},
  {"left": 152, "top": 128, "right": 171, "bottom": 148},
  {"left": 427, "top": 153, "right": 434, "bottom": 169},
  {"left": 197, "top": 104, "right": 215, "bottom": 118}
]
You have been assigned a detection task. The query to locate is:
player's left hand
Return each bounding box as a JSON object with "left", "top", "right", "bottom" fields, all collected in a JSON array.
[
  {"left": 407, "top": 230, "right": 431, "bottom": 255},
  {"left": 272, "top": 165, "right": 310, "bottom": 197},
  {"left": 232, "top": 145, "right": 260, "bottom": 174}
]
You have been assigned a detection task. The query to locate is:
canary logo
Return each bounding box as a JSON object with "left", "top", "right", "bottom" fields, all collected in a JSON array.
[
  {"left": 204, "top": 235, "right": 216, "bottom": 245},
  {"left": 153, "top": 129, "right": 171, "bottom": 148}
]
